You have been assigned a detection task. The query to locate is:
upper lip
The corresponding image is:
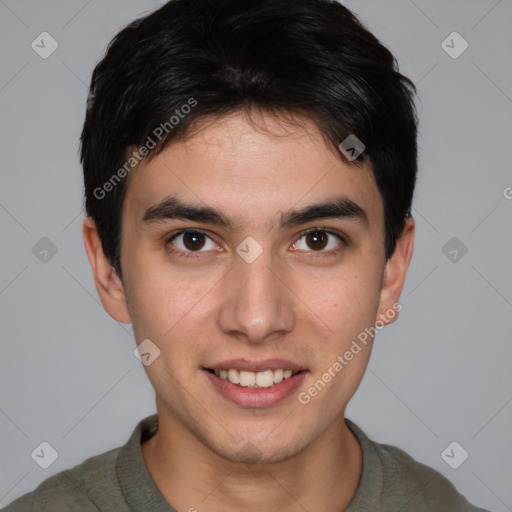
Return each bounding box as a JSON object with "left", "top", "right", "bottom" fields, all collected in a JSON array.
[{"left": 204, "top": 358, "right": 306, "bottom": 373}]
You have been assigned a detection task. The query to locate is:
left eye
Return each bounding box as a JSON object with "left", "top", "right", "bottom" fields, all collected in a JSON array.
[{"left": 291, "top": 229, "right": 344, "bottom": 254}]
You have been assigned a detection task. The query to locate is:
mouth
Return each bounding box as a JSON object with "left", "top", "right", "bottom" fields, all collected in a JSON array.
[
  {"left": 202, "top": 364, "right": 308, "bottom": 408},
  {"left": 204, "top": 367, "right": 303, "bottom": 389},
  {"left": 201, "top": 358, "right": 309, "bottom": 407}
]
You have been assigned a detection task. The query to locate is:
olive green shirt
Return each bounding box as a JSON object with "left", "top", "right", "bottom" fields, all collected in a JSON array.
[{"left": 3, "top": 414, "right": 491, "bottom": 511}]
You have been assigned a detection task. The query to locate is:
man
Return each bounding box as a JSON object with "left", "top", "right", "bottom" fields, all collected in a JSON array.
[{"left": 4, "top": 0, "right": 492, "bottom": 510}]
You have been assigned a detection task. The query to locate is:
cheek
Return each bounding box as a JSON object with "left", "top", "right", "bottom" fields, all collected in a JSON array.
[
  {"left": 294, "top": 262, "right": 381, "bottom": 340},
  {"left": 124, "top": 258, "right": 215, "bottom": 349}
]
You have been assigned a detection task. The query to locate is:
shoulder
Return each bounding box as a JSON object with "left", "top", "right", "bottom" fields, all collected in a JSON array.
[
  {"left": 376, "top": 441, "right": 490, "bottom": 511},
  {"left": 345, "top": 419, "right": 491, "bottom": 512},
  {"left": 2, "top": 446, "right": 121, "bottom": 512}
]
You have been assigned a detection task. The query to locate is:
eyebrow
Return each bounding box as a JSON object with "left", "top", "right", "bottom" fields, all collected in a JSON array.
[{"left": 142, "top": 195, "right": 369, "bottom": 230}]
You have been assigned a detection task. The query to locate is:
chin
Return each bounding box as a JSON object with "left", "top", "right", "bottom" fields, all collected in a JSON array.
[{"left": 210, "top": 432, "right": 308, "bottom": 466}]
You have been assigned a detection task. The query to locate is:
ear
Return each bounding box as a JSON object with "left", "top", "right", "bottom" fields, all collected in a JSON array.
[
  {"left": 376, "top": 216, "right": 415, "bottom": 326},
  {"left": 82, "top": 217, "right": 131, "bottom": 324}
]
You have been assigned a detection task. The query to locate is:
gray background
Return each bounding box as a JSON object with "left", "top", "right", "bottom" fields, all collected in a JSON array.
[{"left": 1, "top": 0, "right": 511, "bottom": 510}]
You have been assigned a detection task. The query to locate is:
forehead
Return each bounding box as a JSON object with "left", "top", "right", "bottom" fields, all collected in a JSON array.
[{"left": 123, "top": 111, "right": 383, "bottom": 232}]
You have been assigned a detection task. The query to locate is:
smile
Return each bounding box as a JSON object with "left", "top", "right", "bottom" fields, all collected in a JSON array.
[
  {"left": 207, "top": 368, "right": 302, "bottom": 388},
  {"left": 202, "top": 366, "right": 307, "bottom": 408}
]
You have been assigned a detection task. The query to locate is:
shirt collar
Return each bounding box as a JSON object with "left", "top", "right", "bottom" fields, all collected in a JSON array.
[
  {"left": 116, "top": 414, "right": 176, "bottom": 512},
  {"left": 344, "top": 417, "right": 384, "bottom": 510}
]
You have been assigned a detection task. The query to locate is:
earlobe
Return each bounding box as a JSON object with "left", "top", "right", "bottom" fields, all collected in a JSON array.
[
  {"left": 376, "top": 216, "right": 415, "bottom": 326},
  {"left": 82, "top": 217, "right": 131, "bottom": 324}
]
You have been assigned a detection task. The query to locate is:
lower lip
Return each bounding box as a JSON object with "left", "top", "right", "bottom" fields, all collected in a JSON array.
[{"left": 202, "top": 369, "right": 308, "bottom": 408}]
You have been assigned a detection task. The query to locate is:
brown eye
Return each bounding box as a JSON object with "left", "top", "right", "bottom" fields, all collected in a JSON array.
[
  {"left": 181, "top": 231, "right": 206, "bottom": 251},
  {"left": 292, "top": 228, "right": 345, "bottom": 256},
  {"left": 305, "top": 231, "right": 328, "bottom": 251},
  {"left": 167, "top": 230, "right": 218, "bottom": 255}
]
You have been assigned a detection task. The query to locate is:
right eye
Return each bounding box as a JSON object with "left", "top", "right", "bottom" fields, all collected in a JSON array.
[{"left": 166, "top": 229, "right": 221, "bottom": 257}]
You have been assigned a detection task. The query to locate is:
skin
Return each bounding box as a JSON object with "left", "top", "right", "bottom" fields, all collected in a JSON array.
[{"left": 83, "top": 109, "right": 414, "bottom": 512}]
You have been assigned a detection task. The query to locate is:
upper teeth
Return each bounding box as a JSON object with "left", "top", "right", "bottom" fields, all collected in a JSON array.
[{"left": 214, "top": 368, "right": 299, "bottom": 388}]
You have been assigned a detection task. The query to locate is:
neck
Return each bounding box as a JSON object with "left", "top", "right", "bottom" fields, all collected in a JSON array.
[{"left": 141, "top": 409, "right": 362, "bottom": 512}]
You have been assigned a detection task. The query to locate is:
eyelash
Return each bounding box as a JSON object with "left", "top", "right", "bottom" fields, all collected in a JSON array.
[{"left": 165, "top": 227, "right": 347, "bottom": 259}]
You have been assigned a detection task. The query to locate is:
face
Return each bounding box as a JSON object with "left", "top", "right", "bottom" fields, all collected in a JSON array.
[{"left": 85, "top": 110, "right": 414, "bottom": 465}]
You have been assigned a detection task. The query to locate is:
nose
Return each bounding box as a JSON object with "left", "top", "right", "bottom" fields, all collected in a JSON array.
[{"left": 217, "top": 246, "right": 296, "bottom": 344}]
